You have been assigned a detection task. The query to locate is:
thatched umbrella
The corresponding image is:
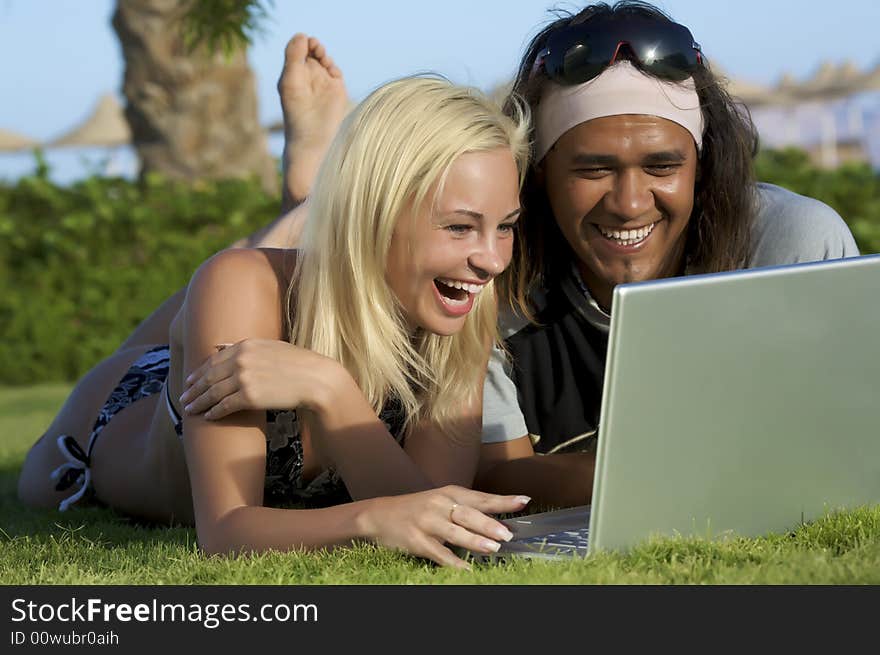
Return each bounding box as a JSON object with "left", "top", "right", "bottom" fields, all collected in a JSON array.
[
  {"left": 726, "top": 77, "right": 778, "bottom": 106},
  {"left": 710, "top": 63, "right": 768, "bottom": 106},
  {"left": 49, "top": 94, "right": 131, "bottom": 148},
  {"left": 861, "top": 61, "right": 880, "bottom": 92},
  {"left": 0, "top": 128, "right": 39, "bottom": 152},
  {"left": 797, "top": 60, "right": 865, "bottom": 101}
]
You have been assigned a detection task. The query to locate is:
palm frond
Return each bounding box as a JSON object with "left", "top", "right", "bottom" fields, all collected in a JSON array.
[{"left": 181, "top": 0, "right": 274, "bottom": 55}]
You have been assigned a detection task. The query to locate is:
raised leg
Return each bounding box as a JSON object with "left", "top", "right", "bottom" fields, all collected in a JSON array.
[
  {"left": 228, "top": 33, "right": 350, "bottom": 249},
  {"left": 277, "top": 33, "right": 350, "bottom": 213}
]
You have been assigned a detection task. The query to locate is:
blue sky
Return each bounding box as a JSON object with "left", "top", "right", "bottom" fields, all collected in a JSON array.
[{"left": 1, "top": 0, "right": 878, "bottom": 179}]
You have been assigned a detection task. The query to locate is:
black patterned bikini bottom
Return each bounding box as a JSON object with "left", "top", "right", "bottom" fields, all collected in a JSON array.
[{"left": 51, "top": 345, "right": 352, "bottom": 511}]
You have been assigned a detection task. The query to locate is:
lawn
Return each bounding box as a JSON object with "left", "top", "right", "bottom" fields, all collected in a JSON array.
[{"left": 2, "top": 384, "right": 879, "bottom": 585}]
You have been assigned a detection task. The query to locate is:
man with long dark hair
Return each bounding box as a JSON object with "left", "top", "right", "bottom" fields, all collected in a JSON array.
[{"left": 476, "top": 2, "right": 858, "bottom": 506}]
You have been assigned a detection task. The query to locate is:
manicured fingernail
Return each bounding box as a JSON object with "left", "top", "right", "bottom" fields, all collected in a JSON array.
[
  {"left": 482, "top": 539, "right": 501, "bottom": 553},
  {"left": 184, "top": 375, "right": 193, "bottom": 384},
  {"left": 515, "top": 496, "right": 531, "bottom": 505},
  {"left": 496, "top": 528, "right": 514, "bottom": 542},
  {"left": 184, "top": 404, "right": 193, "bottom": 413}
]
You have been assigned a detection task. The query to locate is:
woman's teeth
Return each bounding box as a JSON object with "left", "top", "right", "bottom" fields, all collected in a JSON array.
[
  {"left": 597, "top": 222, "right": 656, "bottom": 246},
  {"left": 435, "top": 278, "right": 485, "bottom": 295}
]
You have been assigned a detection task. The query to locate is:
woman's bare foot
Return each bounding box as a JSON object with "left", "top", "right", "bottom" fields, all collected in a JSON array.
[{"left": 278, "top": 34, "right": 350, "bottom": 210}]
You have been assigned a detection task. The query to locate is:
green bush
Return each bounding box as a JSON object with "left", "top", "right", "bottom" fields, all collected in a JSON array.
[
  {"left": 0, "top": 157, "right": 276, "bottom": 384},
  {"left": 1, "top": 148, "right": 878, "bottom": 385},
  {"left": 755, "top": 148, "right": 880, "bottom": 255}
]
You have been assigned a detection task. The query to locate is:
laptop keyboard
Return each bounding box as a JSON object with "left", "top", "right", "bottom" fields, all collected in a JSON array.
[{"left": 517, "top": 528, "right": 590, "bottom": 554}]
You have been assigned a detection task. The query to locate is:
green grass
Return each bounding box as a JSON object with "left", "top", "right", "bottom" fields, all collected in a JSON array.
[{"left": 2, "top": 384, "right": 879, "bottom": 584}]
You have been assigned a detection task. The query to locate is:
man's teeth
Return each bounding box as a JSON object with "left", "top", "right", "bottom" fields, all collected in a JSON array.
[
  {"left": 435, "top": 278, "right": 485, "bottom": 294},
  {"left": 597, "top": 222, "right": 656, "bottom": 246}
]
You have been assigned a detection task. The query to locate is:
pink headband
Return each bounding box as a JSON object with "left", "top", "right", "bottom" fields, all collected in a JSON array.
[{"left": 534, "top": 61, "right": 705, "bottom": 161}]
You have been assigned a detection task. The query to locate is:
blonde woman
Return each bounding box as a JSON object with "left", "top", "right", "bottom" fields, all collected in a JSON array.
[{"left": 17, "top": 75, "right": 532, "bottom": 569}]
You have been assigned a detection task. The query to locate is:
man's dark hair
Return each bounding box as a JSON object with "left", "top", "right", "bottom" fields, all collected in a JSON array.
[{"left": 500, "top": 1, "right": 758, "bottom": 311}]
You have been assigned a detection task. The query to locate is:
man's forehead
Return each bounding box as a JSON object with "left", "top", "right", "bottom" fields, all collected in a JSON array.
[{"left": 557, "top": 115, "right": 696, "bottom": 154}]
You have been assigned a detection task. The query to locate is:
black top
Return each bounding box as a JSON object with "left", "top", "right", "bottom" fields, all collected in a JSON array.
[{"left": 505, "top": 270, "right": 608, "bottom": 454}]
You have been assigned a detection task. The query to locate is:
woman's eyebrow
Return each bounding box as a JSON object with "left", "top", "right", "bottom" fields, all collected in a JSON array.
[
  {"left": 444, "top": 208, "right": 523, "bottom": 220},
  {"left": 451, "top": 209, "right": 483, "bottom": 219}
]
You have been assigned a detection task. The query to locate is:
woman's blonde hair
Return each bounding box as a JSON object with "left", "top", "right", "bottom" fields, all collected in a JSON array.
[{"left": 288, "top": 75, "right": 530, "bottom": 440}]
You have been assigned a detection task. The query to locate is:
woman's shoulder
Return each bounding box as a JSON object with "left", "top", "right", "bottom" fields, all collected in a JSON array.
[
  {"left": 185, "top": 248, "right": 301, "bottom": 340},
  {"left": 194, "top": 248, "right": 300, "bottom": 297}
]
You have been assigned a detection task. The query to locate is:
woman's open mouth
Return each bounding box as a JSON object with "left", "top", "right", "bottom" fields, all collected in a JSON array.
[{"left": 432, "top": 278, "right": 484, "bottom": 316}]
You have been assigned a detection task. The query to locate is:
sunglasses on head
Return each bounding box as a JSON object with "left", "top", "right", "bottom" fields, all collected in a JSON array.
[{"left": 531, "top": 15, "right": 703, "bottom": 84}]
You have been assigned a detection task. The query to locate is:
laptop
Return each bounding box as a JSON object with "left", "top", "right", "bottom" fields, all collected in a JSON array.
[{"left": 467, "top": 254, "right": 880, "bottom": 560}]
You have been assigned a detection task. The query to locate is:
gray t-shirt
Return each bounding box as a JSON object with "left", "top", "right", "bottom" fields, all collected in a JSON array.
[{"left": 482, "top": 182, "right": 861, "bottom": 444}]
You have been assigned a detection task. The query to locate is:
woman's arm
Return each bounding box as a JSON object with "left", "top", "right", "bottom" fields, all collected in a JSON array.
[
  {"left": 403, "top": 373, "right": 486, "bottom": 489},
  {"left": 180, "top": 248, "right": 314, "bottom": 552},
  {"left": 182, "top": 338, "right": 496, "bottom": 495},
  {"left": 403, "top": 336, "right": 522, "bottom": 489},
  {"left": 180, "top": 338, "right": 491, "bottom": 494},
  {"left": 180, "top": 248, "right": 529, "bottom": 565},
  {"left": 404, "top": 411, "right": 482, "bottom": 489},
  {"left": 179, "top": 346, "right": 436, "bottom": 499},
  {"left": 181, "top": 249, "right": 421, "bottom": 538}
]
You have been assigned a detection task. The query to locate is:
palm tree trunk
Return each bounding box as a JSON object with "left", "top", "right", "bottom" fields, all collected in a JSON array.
[{"left": 112, "top": 0, "right": 278, "bottom": 193}]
